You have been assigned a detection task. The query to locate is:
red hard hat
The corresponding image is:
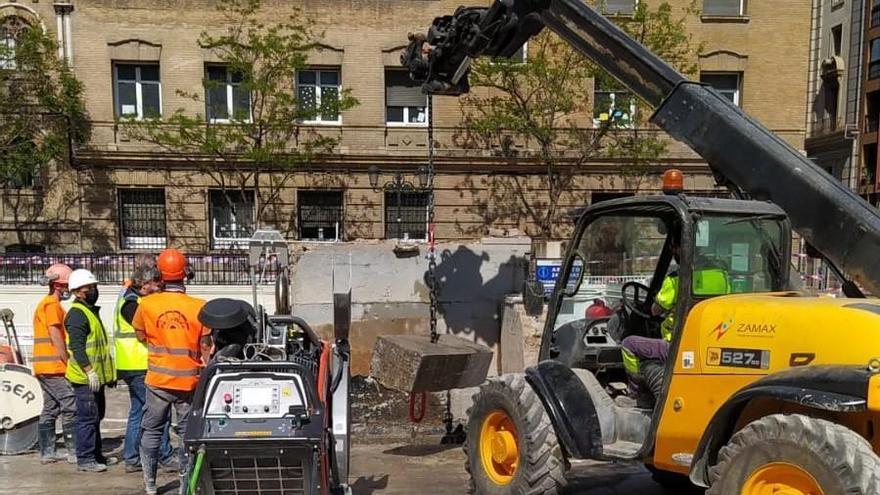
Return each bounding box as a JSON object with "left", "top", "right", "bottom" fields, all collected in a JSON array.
[{"left": 157, "top": 248, "right": 187, "bottom": 281}]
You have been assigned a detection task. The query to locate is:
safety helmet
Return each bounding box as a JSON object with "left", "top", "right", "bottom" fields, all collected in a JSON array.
[
  {"left": 157, "top": 248, "right": 187, "bottom": 281},
  {"left": 68, "top": 269, "right": 99, "bottom": 290},
  {"left": 44, "top": 263, "right": 73, "bottom": 285}
]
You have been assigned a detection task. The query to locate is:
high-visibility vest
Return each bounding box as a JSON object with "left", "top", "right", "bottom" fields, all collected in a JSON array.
[
  {"left": 655, "top": 269, "right": 731, "bottom": 342},
  {"left": 138, "top": 292, "right": 205, "bottom": 392},
  {"left": 114, "top": 290, "right": 148, "bottom": 371},
  {"left": 32, "top": 295, "right": 67, "bottom": 375},
  {"left": 65, "top": 301, "right": 115, "bottom": 385}
]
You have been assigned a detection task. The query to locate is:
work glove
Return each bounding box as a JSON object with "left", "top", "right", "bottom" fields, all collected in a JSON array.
[{"left": 86, "top": 370, "right": 101, "bottom": 393}]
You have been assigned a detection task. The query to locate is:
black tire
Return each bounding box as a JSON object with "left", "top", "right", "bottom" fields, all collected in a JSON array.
[
  {"left": 464, "top": 373, "right": 568, "bottom": 495},
  {"left": 707, "top": 414, "right": 880, "bottom": 494}
]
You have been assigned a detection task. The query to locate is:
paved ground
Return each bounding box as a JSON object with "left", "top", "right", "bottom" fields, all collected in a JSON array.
[{"left": 0, "top": 388, "right": 701, "bottom": 495}]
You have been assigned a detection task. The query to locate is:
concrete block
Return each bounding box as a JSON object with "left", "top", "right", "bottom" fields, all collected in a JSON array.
[{"left": 371, "top": 334, "right": 493, "bottom": 393}]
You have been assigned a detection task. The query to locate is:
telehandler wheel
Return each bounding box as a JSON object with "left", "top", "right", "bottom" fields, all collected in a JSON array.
[
  {"left": 464, "top": 373, "right": 568, "bottom": 495},
  {"left": 707, "top": 414, "right": 880, "bottom": 495}
]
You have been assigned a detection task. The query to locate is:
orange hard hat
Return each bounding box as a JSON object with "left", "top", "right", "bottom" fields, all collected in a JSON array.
[
  {"left": 45, "top": 263, "right": 73, "bottom": 285},
  {"left": 157, "top": 248, "right": 187, "bottom": 281}
]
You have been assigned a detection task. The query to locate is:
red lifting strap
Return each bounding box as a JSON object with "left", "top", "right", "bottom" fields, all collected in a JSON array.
[{"left": 408, "top": 391, "right": 427, "bottom": 423}]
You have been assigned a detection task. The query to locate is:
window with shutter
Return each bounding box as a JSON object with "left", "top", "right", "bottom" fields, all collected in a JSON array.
[{"left": 385, "top": 70, "right": 427, "bottom": 125}]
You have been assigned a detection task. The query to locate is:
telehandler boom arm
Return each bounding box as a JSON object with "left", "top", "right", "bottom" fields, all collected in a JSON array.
[{"left": 403, "top": 0, "right": 880, "bottom": 295}]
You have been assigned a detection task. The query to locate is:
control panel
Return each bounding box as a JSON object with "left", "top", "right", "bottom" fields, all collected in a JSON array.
[{"left": 204, "top": 374, "right": 306, "bottom": 420}]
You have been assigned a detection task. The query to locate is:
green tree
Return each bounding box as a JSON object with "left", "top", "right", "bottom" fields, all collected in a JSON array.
[
  {"left": 459, "top": 1, "right": 700, "bottom": 239},
  {"left": 123, "top": 0, "right": 357, "bottom": 240},
  {"left": 0, "top": 16, "right": 89, "bottom": 247}
]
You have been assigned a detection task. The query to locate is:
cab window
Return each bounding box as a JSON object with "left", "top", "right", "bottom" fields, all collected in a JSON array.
[{"left": 693, "top": 215, "right": 785, "bottom": 295}]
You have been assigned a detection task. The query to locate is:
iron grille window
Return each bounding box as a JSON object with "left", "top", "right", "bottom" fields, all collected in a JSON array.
[
  {"left": 210, "top": 189, "right": 255, "bottom": 249},
  {"left": 118, "top": 188, "right": 167, "bottom": 250},
  {"left": 298, "top": 190, "right": 343, "bottom": 241},
  {"left": 385, "top": 191, "right": 429, "bottom": 240}
]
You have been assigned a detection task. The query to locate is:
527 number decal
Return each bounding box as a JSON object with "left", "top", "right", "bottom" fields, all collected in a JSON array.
[{"left": 707, "top": 347, "right": 770, "bottom": 370}]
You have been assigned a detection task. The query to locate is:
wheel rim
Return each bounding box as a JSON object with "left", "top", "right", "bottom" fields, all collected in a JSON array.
[
  {"left": 741, "top": 462, "right": 824, "bottom": 495},
  {"left": 479, "top": 410, "right": 519, "bottom": 485}
]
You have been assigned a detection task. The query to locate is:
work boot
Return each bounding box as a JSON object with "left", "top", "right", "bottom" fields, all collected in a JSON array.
[
  {"left": 160, "top": 456, "right": 179, "bottom": 473},
  {"left": 77, "top": 461, "right": 108, "bottom": 472},
  {"left": 62, "top": 421, "right": 77, "bottom": 464},
  {"left": 38, "top": 423, "right": 65, "bottom": 464},
  {"left": 125, "top": 462, "right": 143, "bottom": 473},
  {"left": 142, "top": 450, "right": 159, "bottom": 495}
]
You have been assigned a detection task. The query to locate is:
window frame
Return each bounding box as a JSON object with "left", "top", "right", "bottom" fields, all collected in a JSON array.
[
  {"left": 592, "top": 84, "right": 637, "bottom": 128},
  {"left": 604, "top": 0, "right": 638, "bottom": 16},
  {"left": 205, "top": 65, "right": 252, "bottom": 124},
  {"left": 113, "top": 63, "right": 162, "bottom": 120},
  {"left": 384, "top": 191, "right": 430, "bottom": 241},
  {"left": 385, "top": 69, "right": 428, "bottom": 128},
  {"left": 700, "top": 71, "right": 743, "bottom": 107},
  {"left": 702, "top": 0, "right": 746, "bottom": 17},
  {"left": 870, "top": 39, "right": 880, "bottom": 80},
  {"left": 296, "top": 68, "right": 343, "bottom": 125},
  {"left": 873, "top": 0, "right": 880, "bottom": 28},
  {"left": 0, "top": 31, "right": 15, "bottom": 70},
  {"left": 208, "top": 189, "right": 256, "bottom": 250},
  {"left": 297, "top": 189, "right": 344, "bottom": 242},
  {"left": 117, "top": 188, "right": 168, "bottom": 250}
]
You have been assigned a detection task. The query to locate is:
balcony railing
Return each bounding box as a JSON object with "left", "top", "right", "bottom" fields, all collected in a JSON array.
[{"left": 0, "top": 253, "right": 275, "bottom": 285}]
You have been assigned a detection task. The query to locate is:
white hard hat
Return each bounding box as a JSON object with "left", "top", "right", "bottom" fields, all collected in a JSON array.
[{"left": 68, "top": 269, "right": 98, "bottom": 290}]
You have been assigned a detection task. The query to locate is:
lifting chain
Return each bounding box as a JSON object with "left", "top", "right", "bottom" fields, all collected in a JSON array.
[
  {"left": 427, "top": 94, "right": 440, "bottom": 346},
  {"left": 425, "top": 95, "right": 466, "bottom": 444}
]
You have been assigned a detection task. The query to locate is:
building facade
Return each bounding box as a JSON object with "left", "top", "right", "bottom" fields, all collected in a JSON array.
[
  {"left": 862, "top": 0, "right": 880, "bottom": 203},
  {"left": 805, "top": 0, "right": 864, "bottom": 189},
  {"left": 0, "top": 0, "right": 812, "bottom": 253}
]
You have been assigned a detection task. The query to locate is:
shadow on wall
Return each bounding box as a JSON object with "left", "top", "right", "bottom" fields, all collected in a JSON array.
[{"left": 425, "top": 245, "right": 526, "bottom": 348}]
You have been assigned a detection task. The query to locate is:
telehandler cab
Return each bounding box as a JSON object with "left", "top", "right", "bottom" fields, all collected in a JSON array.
[{"left": 401, "top": 0, "right": 880, "bottom": 493}]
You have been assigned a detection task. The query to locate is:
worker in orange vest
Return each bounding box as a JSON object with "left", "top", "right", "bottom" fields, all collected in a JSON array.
[
  {"left": 32, "top": 263, "right": 77, "bottom": 464},
  {"left": 133, "top": 248, "right": 205, "bottom": 495}
]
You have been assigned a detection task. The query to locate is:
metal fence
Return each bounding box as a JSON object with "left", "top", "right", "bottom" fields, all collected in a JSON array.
[{"left": 0, "top": 253, "right": 278, "bottom": 285}]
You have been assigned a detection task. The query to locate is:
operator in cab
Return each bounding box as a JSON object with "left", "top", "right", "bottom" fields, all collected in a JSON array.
[{"left": 133, "top": 248, "right": 205, "bottom": 495}]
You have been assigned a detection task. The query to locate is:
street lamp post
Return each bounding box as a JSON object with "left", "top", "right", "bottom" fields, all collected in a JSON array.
[{"left": 368, "top": 165, "right": 429, "bottom": 240}]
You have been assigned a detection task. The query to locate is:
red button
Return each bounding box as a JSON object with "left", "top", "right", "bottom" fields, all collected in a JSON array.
[{"left": 223, "top": 393, "right": 232, "bottom": 403}]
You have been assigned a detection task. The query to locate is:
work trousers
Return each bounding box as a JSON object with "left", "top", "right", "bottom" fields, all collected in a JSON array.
[
  {"left": 72, "top": 384, "right": 107, "bottom": 465},
  {"left": 119, "top": 371, "right": 173, "bottom": 467},
  {"left": 37, "top": 375, "right": 76, "bottom": 425},
  {"left": 621, "top": 336, "right": 670, "bottom": 399},
  {"left": 141, "top": 385, "right": 192, "bottom": 488}
]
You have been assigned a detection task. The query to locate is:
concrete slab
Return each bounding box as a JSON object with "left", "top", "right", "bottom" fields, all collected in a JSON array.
[{"left": 371, "top": 334, "right": 493, "bottom": 392}]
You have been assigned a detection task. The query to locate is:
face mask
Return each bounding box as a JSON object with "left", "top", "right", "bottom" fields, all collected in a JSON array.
[
  {"left": 84, "top": 287, "right": 99, "bottom": 305},
  {"left": 59, "top": 290, "right": 71, "bottom": 301}
]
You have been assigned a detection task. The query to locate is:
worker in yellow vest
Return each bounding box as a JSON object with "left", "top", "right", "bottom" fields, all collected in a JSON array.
[
  {"left": 32, "top": 263, "right": 77, "bottom": 464},
  {"left": 115, "top": 259, "right": 175, "bottom": 474},
  {"left": 64, "top": 269, "right": 116, "bottom": 472}
]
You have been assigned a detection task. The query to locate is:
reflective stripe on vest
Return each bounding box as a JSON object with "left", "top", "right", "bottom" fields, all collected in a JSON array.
[
  {"left": 65, "top": 302, "right": 115, "bottom": 385},
  {"left": 32, "top": 296, "right": 67, "bottom": 375},
  {"left": 114, "top": 293, "right": 148, "bottom": 371}
]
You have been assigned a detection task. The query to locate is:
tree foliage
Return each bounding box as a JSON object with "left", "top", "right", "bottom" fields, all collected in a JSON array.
[
  {"left": 0, "top": 18, "right": 89, "bottom": 187},
  {"left": 460, "top": 1, "right": 701, "bottom": 239},
  {"left": 123, "top": 0, "right": 357, "bottom": 237}
]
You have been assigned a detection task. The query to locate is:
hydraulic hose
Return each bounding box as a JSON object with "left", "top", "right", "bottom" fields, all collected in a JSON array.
[{"left": 187, "top": 447, "right": 206, "bottom": 495}]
